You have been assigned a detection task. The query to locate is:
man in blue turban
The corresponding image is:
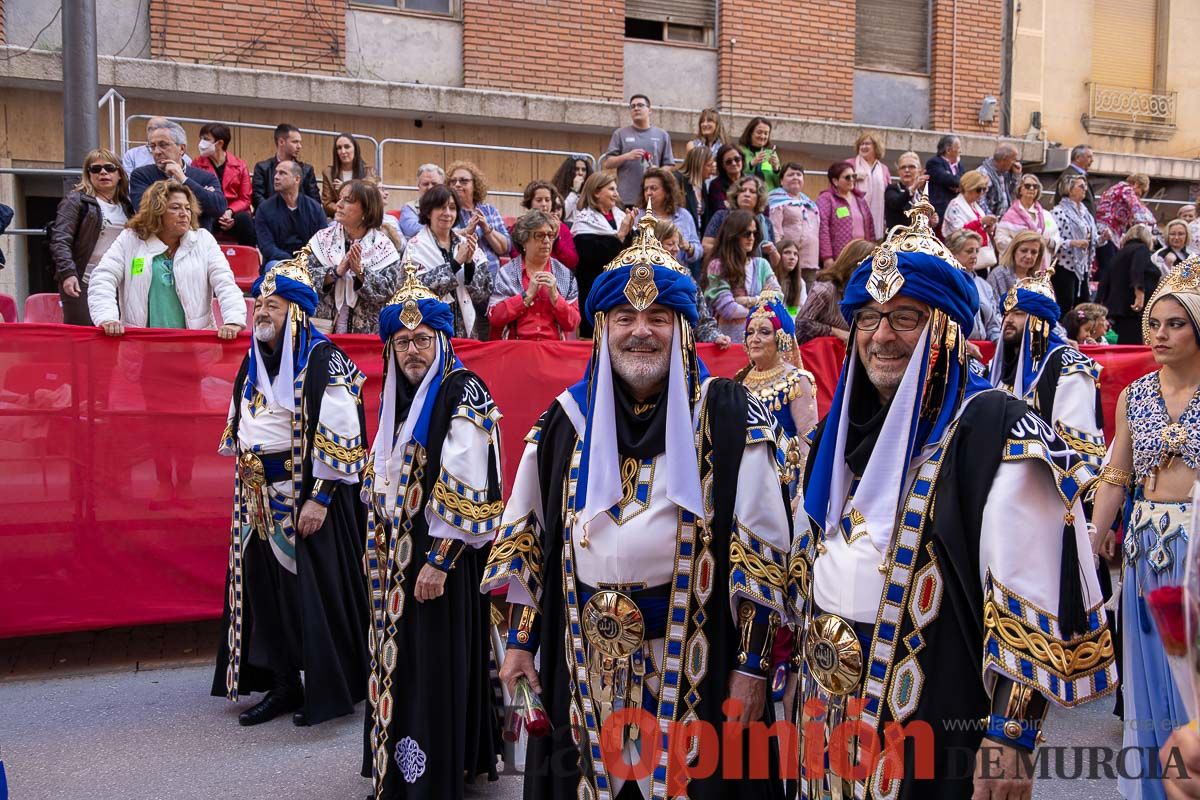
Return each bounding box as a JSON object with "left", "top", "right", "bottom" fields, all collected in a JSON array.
[
  {"left": 211, "top": 251, "right": 370, "bottom": 729},
  {"left": 990, "top": 273, "right": 1105, "bottom": 468},
  {"left": 485, "top": 210, "right": 792, "bottom": 800},
  {"left": 362, "top": 258, "right": 503, "bottom": 799},
  {"left": 789, "top": 196, "right": 1116, "bottom": 799}
]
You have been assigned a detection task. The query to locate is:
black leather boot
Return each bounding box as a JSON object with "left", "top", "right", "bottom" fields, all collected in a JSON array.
[{"left": 238, "top": 687, "right": 303, "bottom": 727}]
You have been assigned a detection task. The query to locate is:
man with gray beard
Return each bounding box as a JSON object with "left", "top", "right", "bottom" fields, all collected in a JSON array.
[
  {"left": 485, "top": 210, "right": 792, "bottom": 799},
  {"left": 790, "top": 194, "right": 1114, "bottom": 799},
  {"left": 211, "top": 256, "right": 370, "bottom": 729}
]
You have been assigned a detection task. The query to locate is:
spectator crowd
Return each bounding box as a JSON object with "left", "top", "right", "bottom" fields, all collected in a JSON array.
[{"left": 40, "top": 103, "right": 1189, "bottom": 347}]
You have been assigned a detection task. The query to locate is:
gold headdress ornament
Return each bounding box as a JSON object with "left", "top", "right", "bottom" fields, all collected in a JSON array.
[
  {"left": 1142, "top": 254, "right": 1200, "bottom": 343},
  {"left": 600, "top": 200, "right": 690, "bottom": 312},
  {"left": 259, "top": 244, "right": 316, "bottom": 298},
  {"left": 865, "top": 189, "right": 966, "bottom": 305},
  {"left": 1003, "top": 270, "right": 1055, "bottom": 315},
  {"left": 385, "top": 251, "right": 438, "bottom": 331}
]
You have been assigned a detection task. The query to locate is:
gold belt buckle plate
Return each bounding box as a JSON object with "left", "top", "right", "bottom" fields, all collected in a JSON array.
[
  {"left": 804, "top": 613, "right": 864, "bottom": 696},
  {"left": 238, "top": 451, "right": 266, "bottom": 489},
  {"left": 581, "top": 590, "right": 645, "bottom": 658}
]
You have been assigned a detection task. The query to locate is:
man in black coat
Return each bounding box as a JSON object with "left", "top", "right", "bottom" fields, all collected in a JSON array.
[
  {"left": 129, "top": 121, "right": 227, "bottom": 231},
  {"left": 252, "top": 123, "right": 321, "bottom": 210},
  {"left": 924, "top": 134, "right": 962, "bottom": 222}
]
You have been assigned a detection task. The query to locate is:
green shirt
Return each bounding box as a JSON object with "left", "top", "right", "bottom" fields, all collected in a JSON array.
[{"left": 147, "top": 252, "right": 186, "bottom": 329}]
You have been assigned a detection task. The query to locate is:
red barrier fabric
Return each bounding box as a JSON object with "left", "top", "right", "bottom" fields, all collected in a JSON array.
[{"left": 0, "top": 325, "right": 1157, "bottom": 638}]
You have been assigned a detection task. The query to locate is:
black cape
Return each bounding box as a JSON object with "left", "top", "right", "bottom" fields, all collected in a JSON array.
[
  {"left": 520, "top": 378, "right": 784, "bottom": 800},
  {"left": 210, "top": 340, "right": 371, "bottom": 726},
  {"left": 362, "top": 369, "right": 502, "bottom": 799}
]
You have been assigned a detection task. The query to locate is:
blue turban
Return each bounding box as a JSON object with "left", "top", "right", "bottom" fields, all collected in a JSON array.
[
  {"left": 378, "top": 297, "right": 456, "bottom": 342},
  {"left": 841, "top": 251, "right": 979, "bottom": 333},
  {"left": 744, "top": 297, "right": 795, "bottom": 337},
  {"left": 585, "top": 265, "right": 699, "bottom": 327},
  {"left": 251, "top": 273, "right": 318, "bottom": 317},
  {"left": 1011, "top": 288, "right": 1062, "bottom": 324}
]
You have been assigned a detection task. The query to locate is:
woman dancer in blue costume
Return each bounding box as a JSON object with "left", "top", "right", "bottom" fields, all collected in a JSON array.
[
  {"left": 1091, "top": 257, "right": 1200, "bottom": 800},
  {"left": 736, "top": 292, "right": 817, "bottom": 716}
]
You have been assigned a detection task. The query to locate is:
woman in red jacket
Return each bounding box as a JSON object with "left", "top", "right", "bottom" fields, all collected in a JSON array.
[{"left": 191, "top": 122, "right": 255, "bottom": 246}]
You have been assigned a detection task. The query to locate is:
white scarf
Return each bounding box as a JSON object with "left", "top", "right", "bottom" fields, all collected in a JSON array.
[
  {"left": 371, "top": 337, "right": 445, "bottom": 509},
  {"left": 571, "top": 206, "right": 626, "bottom": 238},
  {"left": 823, "top": 325, "right": 931, "bottom": 556},
  {"left": 576, "top": 319, "right": 703, "bottom": 536},
  {"left": 251, "top": 319, "right": 295, "bottom": 414},
  {"left": 309, "top": 223, "right": 400, "bottom": 317},
  {"left": 406, "top": 226, "right": 477, "bottom": 336}
]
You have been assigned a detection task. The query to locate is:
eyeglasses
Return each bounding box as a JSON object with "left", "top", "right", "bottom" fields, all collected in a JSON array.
[
  {"left": 449, "top": 177, "right": 473, "bottom": 185},
  {"left": 147, "top": 141, "right": 176, "bottom": 152},
  {"left": 531, "top": 231, "right": 557, "bottom": 243},
  {"left": 853, "top": 308, "right": 926, "bottom": 332},
  {"left": 738, "top": 230, "right": 757, "bottom": 240},
  {"left": 1021, "top": 183, "right": 1039, "bottom": 190},
  {"left": 724, "top": 157, "right": 743, "bottom": 165},
  {"left": 88, "top": 164, "right": 119, "bottom": 174},
  {"left": 839, "top": 174, "right": 858, "bottom": 181},
  {"left": 630, "top": 102, "right": 649, "bottom": 109},
  {"left": 393, "top": 334, "right": 435, "bottom": 352}
]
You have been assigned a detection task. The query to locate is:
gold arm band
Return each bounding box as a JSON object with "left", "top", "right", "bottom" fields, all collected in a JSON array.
[{"left": 1097, "top": 465, "right": 1134, "bottom": 488}]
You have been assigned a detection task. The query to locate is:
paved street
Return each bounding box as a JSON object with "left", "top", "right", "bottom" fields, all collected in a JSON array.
[{"left": 0, "top": 628, "right": 1126, "bottom": 799}]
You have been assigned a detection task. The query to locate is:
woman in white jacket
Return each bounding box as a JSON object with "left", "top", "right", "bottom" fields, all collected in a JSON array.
[{"left": 88, "top": 180, "right": 245, "bottom": 338}]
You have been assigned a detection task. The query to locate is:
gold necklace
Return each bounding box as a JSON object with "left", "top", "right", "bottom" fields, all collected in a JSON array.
[{"left": 744, "top": 363, "right": 787, "bottom": 389}]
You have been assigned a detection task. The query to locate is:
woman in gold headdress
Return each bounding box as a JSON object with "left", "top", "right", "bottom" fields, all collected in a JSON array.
[{"left": 1090, "top": 256, "right": 1200, "bottom": 800}]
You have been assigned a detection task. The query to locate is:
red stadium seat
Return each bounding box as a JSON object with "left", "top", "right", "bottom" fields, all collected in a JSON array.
[
  {"left": 502, "top": 216, "right": 516, "bottom": 231},
  {"left": 23, "top": 293, "right": 64, "bottom": 324},
  {"left": 0, "top": 292, "right": 17, "bottom": 322},
  {"left": 212, "top": 297, "right": 255, "bottom": 328},
  {"left": 222, "top": 245, "right": 261, "bottom": 293},
  {"left": 386, "top": 209, "right": 402, "bottom": 222}
]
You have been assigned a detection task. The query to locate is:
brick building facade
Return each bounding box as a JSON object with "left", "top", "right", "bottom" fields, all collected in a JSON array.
[
  {"left": 150, "top": 0, "right": 346, "bottom": 75},
  {"left": 139, "top": 0, "right": 1000, "bottom": 134}
]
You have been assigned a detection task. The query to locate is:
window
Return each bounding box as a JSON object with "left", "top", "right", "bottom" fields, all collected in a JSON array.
[
  {"left": 855, "top": 0, "right": 930, "bottom": 75},
  {"left": 1092, "top": 0, "right": 1157, "bottom": 90},
  {"left": 625, "top": 0, "right": 715, "bottom": 46},
  {"left": 353, "top": 0, "right": 456, "bottom": 15}
]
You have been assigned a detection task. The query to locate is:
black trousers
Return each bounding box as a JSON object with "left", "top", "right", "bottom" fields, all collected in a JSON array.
[
  {"left": 1050, "top": 267, "right": 1090, "bottom": 313},
  {"left": 219, "top": 210, "right": 257, "bottom": 247}
]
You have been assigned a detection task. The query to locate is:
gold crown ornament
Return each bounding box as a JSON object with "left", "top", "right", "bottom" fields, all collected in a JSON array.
[
  {"left": 866, "top": 190, "right": 965, "bottom": 305},
  {"left": 259, "top": 244, "right": 316, "bottom": 298},
  {"left": 385, "top": 252, "right": 438, "bottom": 331},
  {"left": 601, "top": 201, "right": 690, "bottom": 312},
  {"left": 1003, "top": 271, "right": 1056, "bottom": 315}
]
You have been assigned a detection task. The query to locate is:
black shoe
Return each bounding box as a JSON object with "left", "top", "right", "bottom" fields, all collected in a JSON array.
[
  {"left": 292, "top": 709, "right": 308, "bottom": 727},
  {"left": 238, "top": 689, "right": 302, "bottom": 726}
]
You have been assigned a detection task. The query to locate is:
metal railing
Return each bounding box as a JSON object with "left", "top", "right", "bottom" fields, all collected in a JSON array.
[
  {"left": 377, "top": 138, "right": 596, "bottom": 197},
  {"left": 98, "top": 88, "right": 126, "bottom": 154},
  {"left": 1087, "top": 82, "right": 1177, "bottom": 128},
  {"left": 124, "top": 114, "right": 381, "bottom": 174}
]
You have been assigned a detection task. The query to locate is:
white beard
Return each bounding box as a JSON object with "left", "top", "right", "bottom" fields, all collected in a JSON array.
[{"left": 254, "top": 322, "right": 278, "bottom": 343}]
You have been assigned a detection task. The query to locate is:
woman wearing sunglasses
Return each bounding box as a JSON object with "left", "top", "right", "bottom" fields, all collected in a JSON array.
[
  {"left": 702, "top": 143, "right": 745, "bottom": 232},
  {"left": 817, "top": 159, "right": 875, "bottom": 270},
  {"left": 994, "top": 173, "right": 1060, "bottom": 273},
  {"left": 48, "top": 149, "right": 134, "bottom": 325}
]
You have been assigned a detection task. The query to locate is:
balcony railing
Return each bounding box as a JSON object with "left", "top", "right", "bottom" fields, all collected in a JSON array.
[{"left": 1084, "top": 83, "right": 1177, "bottom": 139}]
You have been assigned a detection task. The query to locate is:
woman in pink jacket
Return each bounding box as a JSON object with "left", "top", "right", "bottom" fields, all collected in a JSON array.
[{"left": 817, "top": 160, "right": 875, "bottom": 268}]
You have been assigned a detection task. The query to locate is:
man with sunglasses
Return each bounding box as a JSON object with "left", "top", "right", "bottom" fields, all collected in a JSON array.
[
  {"left": 601, "top": 94, "right": 675, "bottom": 210},
  {"left": 212, "top": 259, "right": 370, "bottom": 730},
  {"left": 361, "top": 262, "right": 503, "bottom": 799},
  {"left": 791, "top": 192, "right": 1115, "bottom": 799}
]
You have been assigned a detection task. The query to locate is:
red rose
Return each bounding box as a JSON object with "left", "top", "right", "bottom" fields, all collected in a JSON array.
[{"left": 1147, "top": 585, "right": 1188, "bottom": 656}]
